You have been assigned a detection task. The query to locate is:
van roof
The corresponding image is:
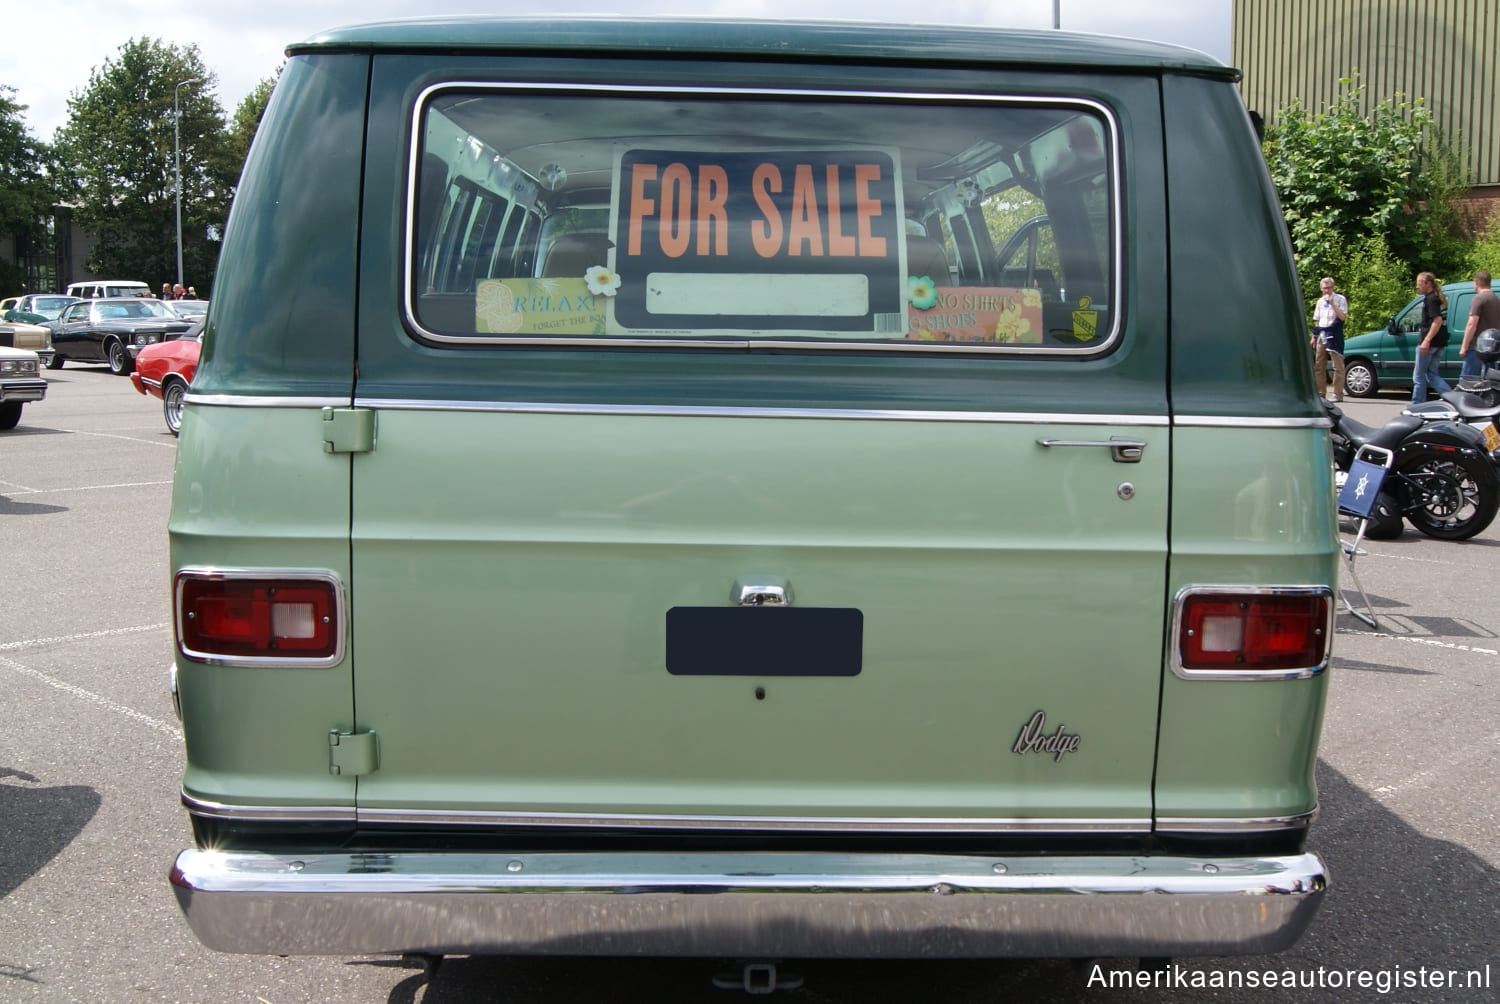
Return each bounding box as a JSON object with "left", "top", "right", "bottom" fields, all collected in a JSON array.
[{"left": 288, "top": 17, "right": 1236, "bottom": 80}]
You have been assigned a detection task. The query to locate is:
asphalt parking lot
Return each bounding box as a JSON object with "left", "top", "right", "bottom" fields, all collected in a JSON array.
[{"left": 1, "top": 367, "right": 1497, "bottom": 1002}]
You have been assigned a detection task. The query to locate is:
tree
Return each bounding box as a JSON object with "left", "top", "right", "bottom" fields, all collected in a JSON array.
[
  {"left": 1262, "top": 76, "right": 1471, "bottom": 300},
  {"left": 0, "top": 86, "right": 55, "bottom": 293},
  {"left": 225, "top": 68, "right": 280, "bottom": 182},
  {"left": 53, "top": 38, "right": 235, "bottom": 293}
]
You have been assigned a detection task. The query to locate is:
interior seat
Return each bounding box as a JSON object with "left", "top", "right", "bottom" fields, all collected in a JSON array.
[
  {"left": 905, "top": 235, "right": 953, "bottom": 285},
  {"left": 540, "top": 234, "right": 613, "bottom": 277}
]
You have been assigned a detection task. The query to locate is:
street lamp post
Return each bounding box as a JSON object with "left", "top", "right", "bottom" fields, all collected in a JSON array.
[{"left": 173, "top": 79, "right": 196, "bottom": 291}]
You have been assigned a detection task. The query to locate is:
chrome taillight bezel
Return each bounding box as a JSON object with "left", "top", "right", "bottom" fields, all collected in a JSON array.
[
  {"left": 1170, "top": 585, "right": 1333, "bottom": 681},
  {"left": 174, "top": 567, "right": 346, "bottom": 668}
]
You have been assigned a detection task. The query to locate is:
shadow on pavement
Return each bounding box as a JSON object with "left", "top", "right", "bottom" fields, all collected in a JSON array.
[
  {"left": 0, "top": 770, "right": 101, "bottom": 901},
  {"left": 0, "top": 495, "right": 69, "bottom": 516},
  {"left": 369, "top": 762, "right": 1496, "bottom": 1003}
]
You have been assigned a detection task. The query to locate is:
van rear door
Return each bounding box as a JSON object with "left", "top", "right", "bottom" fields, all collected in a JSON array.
[{"left": 347, "top": 64, "right": 1170, "bottom": 835}]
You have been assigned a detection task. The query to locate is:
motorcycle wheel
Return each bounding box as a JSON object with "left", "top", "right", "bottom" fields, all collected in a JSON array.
[
  {"left": 1397, "top": 451, "right": 1500, "bottom": 540},
  {"left": 1362, "top": 491, "right": 1405, "bottom": 540}
]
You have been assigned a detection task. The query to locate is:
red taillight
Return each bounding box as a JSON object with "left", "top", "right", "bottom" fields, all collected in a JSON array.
[
  {"left": 1177, "top": 591, "right": 1329, "bottom": 675},
  {"left": 177, "top": 572, "right": 341, "bottom": 664}
]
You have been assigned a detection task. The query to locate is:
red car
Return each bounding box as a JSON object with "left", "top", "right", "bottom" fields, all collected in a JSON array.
[{"left": 129, "top": 321, "right": 201, "bottom": 435}]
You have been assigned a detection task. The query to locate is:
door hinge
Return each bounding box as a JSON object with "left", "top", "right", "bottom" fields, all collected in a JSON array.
[
  {"left": 329, "top": 729, "right": 379, "bottom": 776},
  {"left": 321, "top": 407, "right": 375, "bottom": 454}
]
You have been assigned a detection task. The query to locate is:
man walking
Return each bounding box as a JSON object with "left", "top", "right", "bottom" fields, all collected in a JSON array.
[
  {"left": 1412, "top": 271, "right": 1452, "bottom": 403},
  {"left": 1458, "top": 270, "right": 1499, "bottom": 381}
]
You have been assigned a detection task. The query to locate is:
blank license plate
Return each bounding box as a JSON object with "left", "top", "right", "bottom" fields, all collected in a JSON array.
[{"left": 666, "top": 607, "right": 863, "bottom": 676}]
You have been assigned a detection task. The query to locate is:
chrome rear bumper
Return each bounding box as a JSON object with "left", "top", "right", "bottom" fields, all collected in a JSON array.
[{"left": 171, "top": 848, "right": 1326, "bottom": 958}]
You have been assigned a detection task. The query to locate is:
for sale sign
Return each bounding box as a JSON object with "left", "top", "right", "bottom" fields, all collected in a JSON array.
[{"left": 608, "top": 149, "right": 906, "bottom": 335}]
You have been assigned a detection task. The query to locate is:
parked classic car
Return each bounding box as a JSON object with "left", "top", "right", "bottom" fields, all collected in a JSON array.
[
  {"left": 49, "top": 297, "right": 193, "bottom": 374},
  {"left": 168, "top": 18, "right": 1335, "bottom": 966},
  {"left": 0, "top": 345, "right": 46, "bottom": 430},
  {"left": 0, "top": 317, "right": 55, "bottom": 368},
  {"left": 3, "top": 293, "right": 81, "bottom": 321},
  {"left": 1341, "top": 280, "right": 1478, "bottom": 397},
  {"left": 130, "top": 320, "right": 202, "bottom": 434},
  {"left": 64, "top": 279, "right": 152, "bottom": 300},
  {"left": 164, "top": 299, "right": 209, "bottom": 321}
]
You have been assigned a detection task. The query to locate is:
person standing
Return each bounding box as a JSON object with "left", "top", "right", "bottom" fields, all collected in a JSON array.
[
  {"left": 1310, "top": 276, "right": 1348, "bottom": 401},
  {"left": 1411, "top": 271, "right": 1452, "bottom": 403},
  {"left": 1458, "top": 269, "right": 1499, "bottom": 380}
]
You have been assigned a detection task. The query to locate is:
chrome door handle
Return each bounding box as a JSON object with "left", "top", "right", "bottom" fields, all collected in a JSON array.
[{"left": 1037, "top": 438, "right": 1147, "bottom": 463}]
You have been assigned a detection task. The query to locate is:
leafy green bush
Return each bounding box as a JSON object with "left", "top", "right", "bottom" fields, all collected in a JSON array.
[
  {"left": 1464, "top": 205, "right": 1500, "bottom": 277},
  {"left": 1305, "top": 234, "right": 1413, "bottom": 334},
  {"left": 1264, "top": 76, "right": 1471, "bottom": 286}
]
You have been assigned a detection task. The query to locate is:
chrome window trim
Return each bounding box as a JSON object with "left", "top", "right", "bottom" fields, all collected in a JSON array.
[
  {"left": 183, "top": 393, "right": 348, "bottom": 409},
  {"left": 182, "top": 394, "right": 1331, "bottom": 429},
  {"left": 355, "top": 397, "right": 1170, "bottom": 425},
  {"left": 1170, "top": 584, "right": 1335, "bottom": 681},
  {"left": 404, "top": 81, "right": 1123, "bottom": 356},
  {"left": 1175, "top": 415, "right": 1333, "bottom": 429},
  {"left": 174, "top": 567, "right": 348, "bottom": 669}
]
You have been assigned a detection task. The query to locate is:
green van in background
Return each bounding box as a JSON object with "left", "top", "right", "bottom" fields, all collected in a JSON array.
[
  {"left": 1341, "top": 280, "right": 1478, "bottom": 397},
  {"left": 167, "top": 18, "right": 1337, "bottom": 965}
]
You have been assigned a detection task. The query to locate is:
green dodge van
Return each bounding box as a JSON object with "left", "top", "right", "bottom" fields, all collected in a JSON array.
[{"left": 168, "top": 18, "right": 1338, "bottom": 962}]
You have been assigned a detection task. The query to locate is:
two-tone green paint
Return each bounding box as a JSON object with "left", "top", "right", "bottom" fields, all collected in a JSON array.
[
  {"left": 172, "top": 19, "right": 1335, "bottom": 829},
  {"left": 348, "top": 409, "right": 1168, "bottom": 818},
  {"left": 1159, "top": 427, "right": 1338, "bottom": 819}
]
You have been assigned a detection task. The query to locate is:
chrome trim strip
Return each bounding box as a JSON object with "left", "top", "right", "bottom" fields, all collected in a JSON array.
[
  {"left": 171, "top": 848, "right": 1327, "bottom": 957},
  {"left": 1169, "top": 584, "right": 1335, "bottom": 681},
  {"left": 173, "top": 567, "right": 348, "bottom": 669},
  {"left": 354, "top": 397, "right": 1171, "bottom": 425},
  {"left": 183, "top": 792, "right": 1312, "bottom": 835},
  {"left": 355, "top": 808, "right": 1151, "bottom": 833},
  {"left": 404, "top": 82, "right": 1123, "bottom": 356},
  {"left": 1156, "top": 809, "right": 1317, "bottom": 832},
  {"left": 182, "top": 792, "right": 356, "bottom": 823},
  {"left": 182, "top": 393, "right": 347, "bottom": 409},
  {"left": 179, "top": 393, "right": 1332, "bottom": 430},
  {"left": 1175, "top": 415, "right": 1333, "bottom": 429},
  {"left": 184, "top": 795, "right": 1147, "bottom": 832}
]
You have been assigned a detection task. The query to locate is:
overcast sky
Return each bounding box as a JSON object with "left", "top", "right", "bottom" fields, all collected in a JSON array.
[{"left": 9, "top": 2, "right": 1230, "bottom": 142}]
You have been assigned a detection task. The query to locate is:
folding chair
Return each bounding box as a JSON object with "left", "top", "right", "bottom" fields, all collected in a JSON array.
[{"left": 1336, "top": 444, "right": 1394, "bottom": 629}]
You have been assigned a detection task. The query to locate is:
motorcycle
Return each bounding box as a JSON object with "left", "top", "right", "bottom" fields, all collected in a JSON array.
[
  {"left": 1325, "top": 397, "right": 1500, "bottom": 541},
  {"left": 1403, "top": 328, "right": 1500, "bottom": 464}
]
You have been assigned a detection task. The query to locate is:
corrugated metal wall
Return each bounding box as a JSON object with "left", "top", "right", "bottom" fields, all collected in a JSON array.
[{"left": 1233, "top": 0, "right": 1499, "bottom": 187}]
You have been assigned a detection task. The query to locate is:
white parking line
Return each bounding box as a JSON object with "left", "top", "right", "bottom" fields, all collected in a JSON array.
[
  {"left": 67, "top": 429, "right": 179, "bottom": 448},
  {"left": 1336, "top": 627, "right": 1499, "bottom": 656},
  {"left": 0, "top": 622, "right": 171, "bottom": 651},
  {"left": 0, "top": 653, "right": 181, "bottom": 740},
  {"left": 3, "top": 480, "right": 174, "bottom": 496}
]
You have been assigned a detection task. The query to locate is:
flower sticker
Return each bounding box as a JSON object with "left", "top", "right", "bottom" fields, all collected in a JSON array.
[
  {"left": 907, "top": 275, "right": 938, "bottom": 310},
  {"left": 584, "top": 265, "right": 621, "bottom": 297},
  {"left": 474, "top": 281, "right": 524, "bottom": 333},
  {"left": 992, "top": 302, "right": 1033, "bottom": 343},
  {"left": 1022, "top": 288, "right": 1042, "bottom": 309}
]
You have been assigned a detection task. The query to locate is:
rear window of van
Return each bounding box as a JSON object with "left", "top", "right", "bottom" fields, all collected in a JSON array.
[{"left": 407, "top": 86, "right": 1118, "bottom": 354}]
